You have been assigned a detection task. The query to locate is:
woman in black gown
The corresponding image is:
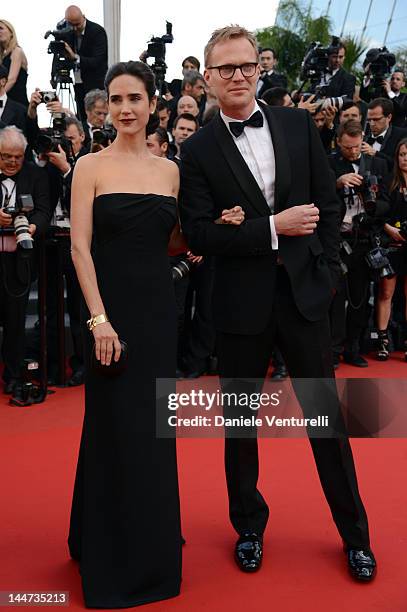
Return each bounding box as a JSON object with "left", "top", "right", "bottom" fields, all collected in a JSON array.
[
  {"left": 0, "top": 20, "right": 29, "bottom": 107},
  {"left": 69, "top": 60, "right": 244, "bottom": 608}
]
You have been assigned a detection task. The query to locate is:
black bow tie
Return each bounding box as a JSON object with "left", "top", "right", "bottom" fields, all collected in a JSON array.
[
  {"left": 0, "top": 100, "right": 3, "bottom": 108},
  {"left": 0, "top": 173, "right": 16, "bottom": 182},
  {"left": 229, "top": 110, "right": 264, "bottom": 138},
  {"left": 367, "top": 135, "right": 384, "bottom": 145}
]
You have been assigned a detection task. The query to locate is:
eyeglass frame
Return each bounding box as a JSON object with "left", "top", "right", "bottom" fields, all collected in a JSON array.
[{"left": 206, "top": 62, "right": 259, "bottom": 80}]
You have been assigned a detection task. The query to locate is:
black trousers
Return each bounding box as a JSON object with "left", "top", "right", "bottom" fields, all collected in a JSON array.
[
  {"left": 217, "top": 267, "right": 370, "bottom": 549},
  {"left": 0, "top": 252, "right": 31, "bottom": 382},
  {"left": 74, "top": 84, "right": 86, "bottom": 123}
]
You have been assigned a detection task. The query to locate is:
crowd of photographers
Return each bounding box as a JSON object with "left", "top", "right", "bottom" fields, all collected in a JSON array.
[{"left": 1, "top": 9, "right": 407, "bottom": 401}]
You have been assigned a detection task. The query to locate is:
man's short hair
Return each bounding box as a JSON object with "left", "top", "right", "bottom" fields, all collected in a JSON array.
[
  {"left": 262, "top": 87, "right": 288, "bottom": 106},
  {"left": 368, "top": 97, "right": 393, "bottom": 116},
  {"left": 259, "top": 47, "right": 276, "bottom": 59},
  {"left": 340, "top": 100, "right": 361, "bottom": 114},
  {"left": 64, "top": 116, "right": 85, "bottom": 135},
  {"left": 84, "top": 88, "right": 108, "bottom": 111},
  {"left": 0, "top": 125, "right": 27, "bottom": 151},
  {"left": 181, "top": 70, "right": 205, "bottom": 90},
  {"left": 154, "top": 127, "right": 169, "bottom": 146},
  {"left": 173, "top": 113, "right": 199, "bottom": 131},
  {"left": 204, "top": 25, "right": 259, "bottom": 67},
  {"left": 182, "top": 55, "right": 200, "bottom": 71},
  {"left": 337, "top": 120, "right": 363, "bottom": 140},
  {"left": 157, "top": 97, "right": 169, "bottom": 112}
]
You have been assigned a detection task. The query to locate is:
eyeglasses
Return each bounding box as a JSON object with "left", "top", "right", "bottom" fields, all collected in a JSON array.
[
  {"left": 0, "top": 152, "right": 24, "bottom": 162},
  {"left": 367, "top": 116, "right": 385, "bottom": 123},
  {"left": 207, "top": 63, "right": 258, "bottom": 80}
]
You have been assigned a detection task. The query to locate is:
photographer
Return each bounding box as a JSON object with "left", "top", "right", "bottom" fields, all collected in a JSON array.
[
  {"left": 324, "top": 42, "right": 355, "bottom": 99},
  {"left": 0, "top": 64, "right": 26, "bottom": 133},
  {"left": 362, "top": 98, "right": 407, "bottom": 172},
  {"left": 329, "top": 120, "right": 389, "bottom": 367},
  {"left": 60, "top": 5, "right": 108, "bottom": 121},
  {"left": 0, "top": 126, "right": 50, "bottom": 396},
  {"left": 360, "top": 47, "right": 396, "bottom": 102},
  {"left": 83, "top": 88, "right": 108, "bottom": 144},
  {"left": 382, "top": 71, "right": 407, "bottom": 128},
  {"left": 375, "top": 137, "right": 407, "bottom": 361},
  {"left": 304, "top": 39, "right": 355, "bottom": 101},
  {"left": 168, "top": 56, "right": 201, "bottom": 98},
  {"left": 168, "top": 71, "right": 206, "bottom": 129}
]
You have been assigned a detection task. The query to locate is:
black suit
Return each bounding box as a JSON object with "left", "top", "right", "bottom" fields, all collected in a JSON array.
[
  {"left": 257, "top": 71, "right": 288, "bottom": 99},
  {"left": 180, "top": 105, "right": 370, "bottom": 549},
  {"left": 0, "top": 163, "right": 50, "bottom": 383},
  {"left": 66, "top": 20, "right": 108, "bottom": 121},
  {"left": 324, "top": 68, "right": 355, "bottom": 99},
  {"left": 0, "top": 98, "right": 27, "bottom": 133},
  {"left": 367, "top": 125, "right": 407, "bottom": 172}
]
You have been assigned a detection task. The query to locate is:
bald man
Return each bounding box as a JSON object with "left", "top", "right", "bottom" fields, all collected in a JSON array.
[
  {"left": 62, "top": 5, "right": 108, "bottom": 121},
  {"left": 177, "top": 95, "right": 200, "bottom": 117}
]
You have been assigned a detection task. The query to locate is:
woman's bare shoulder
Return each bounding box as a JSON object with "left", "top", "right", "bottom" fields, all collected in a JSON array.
[{"left": 153, "top": 155, "right": 179, "bottom": 176}]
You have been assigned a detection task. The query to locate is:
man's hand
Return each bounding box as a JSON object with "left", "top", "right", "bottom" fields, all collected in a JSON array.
[
  {"left": 336, "top": 173, "right": 363, "bottom": 189},
  {"left": 324, "top": 104, "right": 336, "bottom": 129},
  {"left": 274, "top": 203, "right": 319, "bottom": 236},
  {"left": 361, "top": 141, "right": 376, "bottom": 156},
  {"left": 385, "top": 224, "right": 406, "bottom": 242},
  {"left": 382, "top": 79, "right": 391, "bottom": 94},
  {"left": 63, "top": 42, "right": 77, "bottom": 60},
  {"left": 298, "top": 95, "right": 318, "bottom": 114},
  {"left": 220, "top": 205, "right": 245, "bottom": 225},
  {"left": 29, "top": 224, "right": 36, "bottom": 236},
  {"left": 187, "top": 250, "right": 203, "bottom": 264},
  {"left": 46, "top": 99, "right": 63, "bottom": 114},
  {"left": 47, "top": 145, "right": 70, "bottom": 174},
  {"left": 0, "top": 208, "right": 13, "bottom": 227},
  {"left": 27, "top": 88, "right": 42, "bottom": 119}
]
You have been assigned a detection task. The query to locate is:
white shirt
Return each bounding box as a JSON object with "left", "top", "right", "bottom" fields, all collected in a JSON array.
[
  {"left": 220, "top": 102, "right": 278, "bottom": 249},
  {"left": 0, "top": 177, "right": 17, "bottom": 252},
  {"left": 0, "top": 92, "right": 7, "bottom": 120},
  {"left": 256, "top": 70, "right": 274, "bottom": 95},
  {"left": 372, "top": 128, "right": 388, "bottom": 152}
]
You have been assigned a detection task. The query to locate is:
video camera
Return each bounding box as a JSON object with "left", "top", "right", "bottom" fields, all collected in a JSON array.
[
  {"left": 363, "top": 47, "right": 396, "bottom": 90},
  {"left": 44, "top": 20, "right": 75, "bottom": 87},
  {"left": 144, "top": 21, "right": 174, "bottom": 94},
  {"left": 35, "top": 113, "right": 74, "bottom": 160},
  {"left": 92, "top": 126, "right": 117, "bottom": 148}
]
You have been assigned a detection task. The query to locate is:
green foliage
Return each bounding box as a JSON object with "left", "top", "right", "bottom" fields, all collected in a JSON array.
[{"left": 340, "top": 34, "right": 369, "bottom": 72}]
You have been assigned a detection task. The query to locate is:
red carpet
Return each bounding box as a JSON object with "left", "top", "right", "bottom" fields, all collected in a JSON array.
[{"left": 1, "top": 354, "right": 407, "bottom": 611}]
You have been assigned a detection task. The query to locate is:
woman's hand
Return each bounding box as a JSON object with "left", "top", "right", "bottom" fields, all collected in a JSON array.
[
  {"left": 92, "top": 322, "right": 122, "bottom": 366},
  {"left": 215, "top": 205, "right": 245, "bottom": 225},
  {"left": 385, "top": 224, "right": 406, "bottom": 242}
]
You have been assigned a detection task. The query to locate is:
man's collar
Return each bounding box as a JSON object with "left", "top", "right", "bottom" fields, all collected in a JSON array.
[
  {"left": 0, "top": 92, "right": 7, "bottom": 103},
  {"left": 376, "top": 127, "right": 389, "bottom": 138}
]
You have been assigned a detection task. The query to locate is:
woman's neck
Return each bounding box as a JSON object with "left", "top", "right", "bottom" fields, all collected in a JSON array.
[{"left": 110, "top": 131, "right": 149, "bottom": 156}]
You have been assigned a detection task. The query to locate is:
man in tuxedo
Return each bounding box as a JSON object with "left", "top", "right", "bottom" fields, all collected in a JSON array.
[
  {"left": 383, "top": 71, "right": 407, "bottom": 128},
  {"left": 323, "top": 43, "right": 356, "bottom": 100},
  {"left": 361, "top": 98, "right": 407, "bottom": 172},
  {"left": 329, "top": 120, "right": 389, "bottom": 367},
  {"left": 82, "top": 89, "right": 108, "bottom": 145},
  {"left": 0, "top": 65, "right": 26, "bottom": 133},
  {"left": 0, "top": 126, "right": 50, "bottom": 396},
  {"left": 180, "top": 25, "right": 376, "bottom": 581},
  {"left": 168, "top": 71, "right": 206, "bottom": 130},
  {"left": 256, "top": 48, "right": 287, "bottom": 99},
  {"left": 62, "top": 5, "right": 108, "bottom": 122}
]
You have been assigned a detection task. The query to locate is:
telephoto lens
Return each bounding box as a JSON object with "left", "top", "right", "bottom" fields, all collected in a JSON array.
[{"left": 14, "top": 214, "right": 34, "bottom": 249}]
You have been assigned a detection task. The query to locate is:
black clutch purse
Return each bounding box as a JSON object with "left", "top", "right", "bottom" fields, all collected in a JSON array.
[{"left": 91, "top": 340, "right": 129, "bottom": 377}]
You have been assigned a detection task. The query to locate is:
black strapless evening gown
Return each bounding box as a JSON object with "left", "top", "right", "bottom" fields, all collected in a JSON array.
[
  {"left": 68, "top": 194, "right": 182, "bottom": 608},
  {"left": 1, "top": 54, "right": 28, "bottom": 107}
]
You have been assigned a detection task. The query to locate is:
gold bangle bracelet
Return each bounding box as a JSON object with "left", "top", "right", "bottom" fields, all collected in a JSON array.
[{"left": 87, "top": 313, "right": 109, "bottom": 331}]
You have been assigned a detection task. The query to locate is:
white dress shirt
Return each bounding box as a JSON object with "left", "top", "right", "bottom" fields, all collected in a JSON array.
[
  {"left": 372, "top": 128, "right": 388, "bottom": 152},
  {"left": 220, "top": 102, "right": 278, "bottom": 249},
  {"left": 256, "top": 70, "right": 274, "bottom": 96},
  {"left": 0, "top": 178, "right": 17, "bottom": 252}
]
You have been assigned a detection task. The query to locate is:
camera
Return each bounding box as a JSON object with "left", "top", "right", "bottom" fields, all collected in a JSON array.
[
  {"left": 92, "top": 126, "right": 117, "bottom": 148},
  {"left": 144, "top": 21, "right": 174, "bottom": 94},
  {"left": 35, "top": 113, "right": 73, "bottom": 159},
  {"left": 301, "top": 36, "right": 340, "bottom": 83},
  {"left": 363, "top": 47, "right": 396, "bottom": 85},
  {"left": 9, "top": 359, "right": 47, "bottom": 407},
  {"left": 365, "top": 245, "right": 394, "bottom": 281},
  {"left": 44, "top": 20, "right": 75, "bottom": 87},
  {"left": 3, "top": 194, "right": 34, "bottom": 250},
  {"left": 171, "top": 258, "right": 192, "bottom": 281},
  {"left": 40, "top": 90, "right": 57, "bottom": 104}
]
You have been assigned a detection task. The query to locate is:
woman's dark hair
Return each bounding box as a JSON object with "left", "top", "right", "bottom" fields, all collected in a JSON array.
[
  {"left": 390, "top": 137, "right": 407, "bottom": 193},
  {"left": 104, "top": 60, "right": 159, "bottom": 135}
]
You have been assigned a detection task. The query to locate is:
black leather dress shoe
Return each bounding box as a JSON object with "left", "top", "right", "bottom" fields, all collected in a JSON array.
[
  {"left": 345, "top": 548, "right": 377, "bottom": 582},
  {"left": 270, "top": 366, "right": 288, "bottom": 381},
  {"left": 68, "top": 369, "right": 84, "bottom": 387},
  {"left": 4, "top": 380, "right": 18, "bottom": 395},
  {"left": 343, "top": 352, "right": 369, "bottom": 368},
  {"left": 234, "top": 532, "right": 263, "bottom": 572}
]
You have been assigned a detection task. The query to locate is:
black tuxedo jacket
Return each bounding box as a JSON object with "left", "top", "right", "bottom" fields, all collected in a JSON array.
[
  {"left": 325, "top": 68, "right": 355, "bottom": 99},
  {"left": 179, "top": 105, "right": 341, "bottom": 334},
  {"left": 0, "top": 98, "right": 27, "bottom": 133},
  {"left": 67, "top": 20, "right": 108, "bottom": 92},
  {"left": 369, "top": 125, "right": 407, "bottom": 171},
  {"left": 0, "top": 162, "right": 51, "bottom": 237},
  {"left": 328, "top": 153, "right": 390, "bottom": 222},
  {"left": 391, "top": 93, "right": 407, "bottom": 128},
  {"left": 257, "top": 72, "right": 288, "bottom": 99}
]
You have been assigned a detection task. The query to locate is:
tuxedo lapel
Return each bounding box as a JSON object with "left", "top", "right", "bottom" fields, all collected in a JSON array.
[
  {"left": 381, "top": 125, "right": 393, "bottom": 150},
  {"left": 262, "top": 105, "right": 291, "bottom": 213},
  {"left": 1, "top": 100, "right": 13, "bottom": 126},
  {"left": 212, "top": 114, "right": 270, "bottom": 216}
]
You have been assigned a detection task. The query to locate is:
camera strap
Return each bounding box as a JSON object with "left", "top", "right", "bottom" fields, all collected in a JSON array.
[{"left": 2, "top": 181, "right": 17, "bottom": 209}]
